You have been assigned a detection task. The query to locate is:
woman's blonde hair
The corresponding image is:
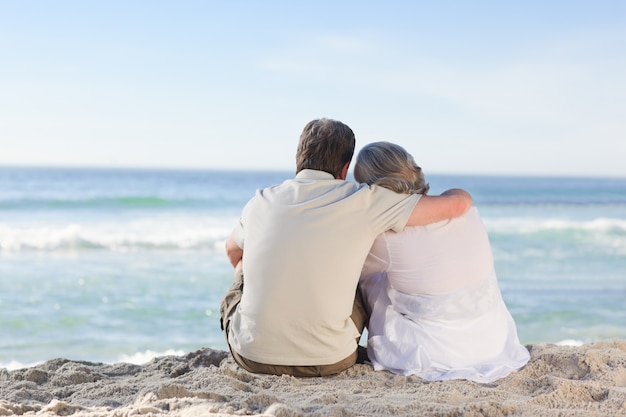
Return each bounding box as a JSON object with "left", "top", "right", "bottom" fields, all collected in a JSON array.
[{"left": 354, "top": 141, "right": 429, "bottom": 195}]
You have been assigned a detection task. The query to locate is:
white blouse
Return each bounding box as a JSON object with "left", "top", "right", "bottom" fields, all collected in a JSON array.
[{"left": 360, "top": 207, "right": 530, "bottom": 382}]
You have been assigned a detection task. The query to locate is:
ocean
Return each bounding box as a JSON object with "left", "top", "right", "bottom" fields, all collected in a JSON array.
[{"left": 1, "top": 167, "right": 625, "bottom": 370}]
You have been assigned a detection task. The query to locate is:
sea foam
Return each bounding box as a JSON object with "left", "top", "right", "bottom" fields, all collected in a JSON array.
[{"left": 0, "top": 217, "right": 235, "bottom": 252}]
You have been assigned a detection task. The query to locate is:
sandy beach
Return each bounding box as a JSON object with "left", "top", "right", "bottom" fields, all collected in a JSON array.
[{"left": 1, "top": 339, "right": 625, "bottom": 417}]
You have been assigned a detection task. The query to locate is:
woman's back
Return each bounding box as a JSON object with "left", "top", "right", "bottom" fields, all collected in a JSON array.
[
  {"left": 360, "top": 207, "right": 530, "bottom": 382},
  {"left": 371, "top": 207, "right": 493, "bottom": 295}
]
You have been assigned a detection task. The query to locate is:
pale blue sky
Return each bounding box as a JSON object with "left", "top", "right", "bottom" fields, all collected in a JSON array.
[{"left": 1, "top": 1, "right": 625, "bottom": 177}]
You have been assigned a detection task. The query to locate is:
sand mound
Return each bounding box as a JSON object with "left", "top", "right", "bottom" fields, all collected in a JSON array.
[{"left": 1, "top": 340, "right": 625, "bottom": 416}]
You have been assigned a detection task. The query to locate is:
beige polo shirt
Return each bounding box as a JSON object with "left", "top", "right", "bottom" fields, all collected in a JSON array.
[{"left": 228, "top": 169, "right": 421, "bottom": 366}]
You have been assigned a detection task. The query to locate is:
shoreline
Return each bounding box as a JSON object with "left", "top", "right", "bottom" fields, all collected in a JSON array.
[{"left": 1, "top": 340, "right": 625, "bottom": 417}]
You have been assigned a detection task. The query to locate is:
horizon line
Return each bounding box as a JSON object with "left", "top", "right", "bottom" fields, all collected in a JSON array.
[{"left": 1, "top": 163, "right": 625, "bottom": 180}]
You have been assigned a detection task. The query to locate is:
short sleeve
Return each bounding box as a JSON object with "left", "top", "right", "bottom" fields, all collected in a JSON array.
[
  {"left": 232, "top": 218, "right": 245, "bottom": 249},
  {"left": 233, "top": 197, "right": 255, "bottom": 249},
  {"left": 363, "top": 185, "right": 421, "bottom": 235}
]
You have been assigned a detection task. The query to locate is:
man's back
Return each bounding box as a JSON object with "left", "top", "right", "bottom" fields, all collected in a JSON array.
[{"left": 228, "top": 170, "right": 420, "bottom": 366}]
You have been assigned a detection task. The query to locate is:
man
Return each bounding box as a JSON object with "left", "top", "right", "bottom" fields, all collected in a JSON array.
[{"left": 221, "top": 118, "right": 471, "bottom": 377}]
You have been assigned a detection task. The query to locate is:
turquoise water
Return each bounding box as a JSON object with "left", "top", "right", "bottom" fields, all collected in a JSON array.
[{"left": 1, "top": 167, "right": 625, "bottom": 369}]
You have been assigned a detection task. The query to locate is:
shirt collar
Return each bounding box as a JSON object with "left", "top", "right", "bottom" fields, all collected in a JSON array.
[{"left": 295, "top": 169, "right": 335, "bottom": 180}]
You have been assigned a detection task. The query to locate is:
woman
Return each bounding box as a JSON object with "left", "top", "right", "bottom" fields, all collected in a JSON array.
[{"left": 354, "top": 141, "right": 530, "bottom": 383}]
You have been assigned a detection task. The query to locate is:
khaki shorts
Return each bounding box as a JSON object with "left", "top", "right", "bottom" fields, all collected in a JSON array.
[{"left": 219, "top": 267, "right": 369, "bottom": 377}]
